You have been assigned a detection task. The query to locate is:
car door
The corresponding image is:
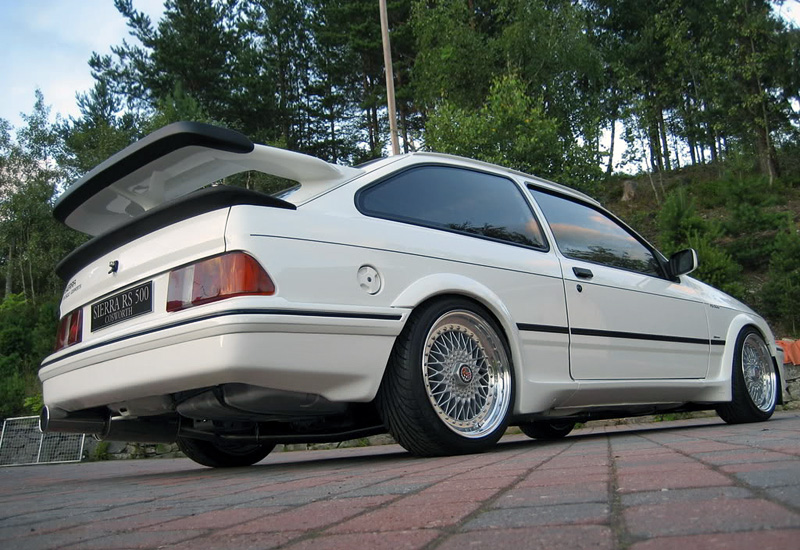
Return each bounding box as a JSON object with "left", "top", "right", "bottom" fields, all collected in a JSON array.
[{"left": 529, "top": 187, "right": 710, "bottom": 380}]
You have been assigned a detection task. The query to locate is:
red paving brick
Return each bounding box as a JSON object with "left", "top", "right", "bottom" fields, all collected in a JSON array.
[
  {"left": 625, "top": 498, "right": 800, "bottom": 537},
  {"left": 143, "top": 508, "right": 277, "bottom": 531},
  {"left": 283, "top": 529, "right": 441, "bottom": 550},
  {"left": 1, "top": 412, "right": 798, "bottom": 550},
  {"left": 629, "top": 529, "right": 800, "bottom": 550},
  {"left": 617, "top": 467, "right": 733, "bottom": 493},
  {"left": 435, "top": 525, "right": 615, "bottom": 550},
  {"left": 326, "top": 501, "right": 482, "bottom": 533},
  {"left": 168, "top": 531, "right": 303, "bottom": 550},
  {"left": 222, "top": 498, "right": 385, "bottom": 533}
]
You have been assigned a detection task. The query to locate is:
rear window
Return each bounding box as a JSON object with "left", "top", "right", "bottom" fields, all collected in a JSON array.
[{"left": 357, "top": 166, "right": 547, "bottom": 249}]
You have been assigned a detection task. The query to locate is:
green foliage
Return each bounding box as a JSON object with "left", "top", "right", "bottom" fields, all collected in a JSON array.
[
  {"left": 0, "top": 294, "right": 58, "bottom": 418},
  {"left": 720, "top": 177, "right": 791, "bottom": 269},
  {"left": 424, "top": 74, "right": 562, "bottom": 179},
  {"left": 685, "top": 231, "right": 745, "bottom": 299},
  {"left": 23, "top": 393, "right": 44, "bottom": 415},
  {"left": 92, "top": 441, "right": 111, "bottom": 461},
  {"left": 657, "top": 188, "right": 707, "bottom": 254},
  {"left": 656, "top": 189, "right": 745, "bottom": 299},
  {"left": 761, "top": 229, "right": 800, "bottom": 337}
]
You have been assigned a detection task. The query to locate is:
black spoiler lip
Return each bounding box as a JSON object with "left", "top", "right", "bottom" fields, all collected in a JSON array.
[
  {"left": 56, "top": 186, "right": 295, "bottom": 281},
  {"left": 53, "top": 121, "right": 254, "bottom": 225}
]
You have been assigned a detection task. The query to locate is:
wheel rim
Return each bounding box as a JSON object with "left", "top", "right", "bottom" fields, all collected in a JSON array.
[
  {"left": 741, "top": 333, "right": 776, "bottom": 413},
  {"left": 422, "top": 310, "right": 511, "bottom": 438}
]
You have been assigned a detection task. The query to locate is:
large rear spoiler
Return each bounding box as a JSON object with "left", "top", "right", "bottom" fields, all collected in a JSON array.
[{"left": 55, "top": 122, "right": 363, "bottom": 235}]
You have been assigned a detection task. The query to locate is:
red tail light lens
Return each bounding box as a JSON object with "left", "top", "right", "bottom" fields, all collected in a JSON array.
[
  {"left": 167, "top": 252, "right": 275, "bottom": 312},
  {"left": 54, "top": 308, "right": 83, "bottom": 352}
]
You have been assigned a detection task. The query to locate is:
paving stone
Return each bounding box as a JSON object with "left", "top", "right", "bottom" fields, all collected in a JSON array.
[
  {"left": 694, "top": 449, "right": 791, "bottom": 465},
  {"left": 222, "top": 497, "right": 380, "bottom": 533},
  {"left": 142, "top": 507, "right": 278, "bottom": 531},
  {"left": 463, "top": 502, "right": 609, "bottom": 530},
  {"left": 437, "top": 526, "right": 614, "bottom": 550},
  {"left": 283, "top": 529, "right": 441, "bottom": 550},
  {"left": 629, "top": 530, "right": 800, "bottom": 550},
  {"left": 2, "top": 413, "right": 800, "bottom": 550},
  {"left": 168, "top": 531, "right": 303, "bottom": 550},
  {"left": 616, "top": 467, "right": 732, "bottom": 493},
  {"left": 625, "top": 498, "right": 800, "bottom": 538},
  {"left": 730, "top": 465, "right": 800, "bottom": 488},
  {"left": 517, "top": 466, "right": 609, "bottom": 488},
  {"left": 765, "top": 484, "right": 800, "bottom": 508},
  {"left": 494, "top": 483, "right": 608, "bottom": 508},
  {"left": 396, "top": 487, "right": 503, "bottom": 507},
  {"left": 326, "top": 501, "right": 482, "bottom": 533},
  {"left": 59, "top": 529, "right": 205, "bottom": 550},
  {"left": 620, "top": 486, "right": 753, "bottom": 507}
]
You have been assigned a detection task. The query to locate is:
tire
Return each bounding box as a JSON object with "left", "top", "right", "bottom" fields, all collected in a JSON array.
[
  {"left": 716, "top": 328, "right": 778, "bottom": 424},
  {"left": 177, "top": 437, "right": 276, "bottom": 468},
  {"left": 519, "top": 420, "right": 575, "bottom": 440},
  {"left": 376, "top": 298, "right": 514, "bottom": 457}
]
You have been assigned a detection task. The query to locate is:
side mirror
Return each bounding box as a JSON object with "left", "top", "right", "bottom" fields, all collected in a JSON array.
[{"left": 668, "top": 248, "right": 699, "bottom": 278}]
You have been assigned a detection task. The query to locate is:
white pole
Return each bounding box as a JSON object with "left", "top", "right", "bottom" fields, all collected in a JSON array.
[{"left": 379, "top": 0, "right": 401, "bottom": 155}]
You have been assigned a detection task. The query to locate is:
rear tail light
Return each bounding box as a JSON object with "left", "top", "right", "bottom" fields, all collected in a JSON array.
[
  {"left": 167, "top": 251, "right": 275, "bottom": 312},
  {"left": 54, "top": 308, "right": 83, "bottom": 352}
]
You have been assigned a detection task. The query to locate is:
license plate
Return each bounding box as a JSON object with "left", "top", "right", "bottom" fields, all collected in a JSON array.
[{"left": 91, "top": 281, "right": 153, "bottom": 332}]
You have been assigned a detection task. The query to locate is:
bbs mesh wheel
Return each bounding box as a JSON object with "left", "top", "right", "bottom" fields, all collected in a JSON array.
[
  {"left": 716, "top": 328, "right": 778, "bottom": 424},
  {"left": 377, "top": 298, "right": 514, "bottom": 456}
]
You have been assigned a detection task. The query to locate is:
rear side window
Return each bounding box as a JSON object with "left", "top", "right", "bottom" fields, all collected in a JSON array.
[
  {"left": 530, "top": 188, "right": 661, "bottom": 276},
  {"left": 357, "top": 166, "right": 547, "bottom": 249}
]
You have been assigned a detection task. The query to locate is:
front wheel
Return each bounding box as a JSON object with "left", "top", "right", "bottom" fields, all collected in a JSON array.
[
  {"left": 177, "top": 437, "right": 276, "bottom": 468},
  {"left": 376, "top": 298, "right": 514, "bottom": 457},
  {"left": 716, "top": 328, "right": 778, "bottom": 424}
]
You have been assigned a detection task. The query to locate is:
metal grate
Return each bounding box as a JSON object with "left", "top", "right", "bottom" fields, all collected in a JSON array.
[{"left": 0, "top": 416, "right": 85, "bottom": 466}]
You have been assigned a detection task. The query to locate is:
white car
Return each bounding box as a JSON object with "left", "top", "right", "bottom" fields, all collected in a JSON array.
[{"left": 39, "top": 122, "right": 786, "bottom": 467}]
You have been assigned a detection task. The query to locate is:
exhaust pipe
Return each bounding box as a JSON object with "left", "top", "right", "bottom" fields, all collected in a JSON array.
[
  {"left": 40, "top": 406, "right": 108, "bottom": 434},
  {"left": 40, "top": 406, "right": 179, "bottom": 444}
]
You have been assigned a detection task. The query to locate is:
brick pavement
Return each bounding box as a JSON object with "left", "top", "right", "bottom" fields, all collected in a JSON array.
[{"left": 1, "top": 412, "right": 799, "bottom": 549}]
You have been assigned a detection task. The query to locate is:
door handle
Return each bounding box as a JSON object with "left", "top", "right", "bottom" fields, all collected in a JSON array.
[{"left": 573, "top": 267, "right": 594, "bottom": 279}]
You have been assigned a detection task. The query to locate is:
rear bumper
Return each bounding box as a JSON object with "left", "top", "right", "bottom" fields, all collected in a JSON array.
[{"left": 40, "top": 308, "right": 405, "bottom": 413}]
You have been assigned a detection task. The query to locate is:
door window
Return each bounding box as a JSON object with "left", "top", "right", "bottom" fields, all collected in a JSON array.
[{"left": 530, "top": 188, "right": 661, "bottom": 276}]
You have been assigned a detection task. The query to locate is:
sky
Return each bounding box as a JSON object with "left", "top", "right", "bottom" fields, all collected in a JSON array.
[
  {"left": 1, "top": 0, "right": 798, "bottom": 149},
  {"left": 0, "top": 0, "right": 165, "bottom": 131}
]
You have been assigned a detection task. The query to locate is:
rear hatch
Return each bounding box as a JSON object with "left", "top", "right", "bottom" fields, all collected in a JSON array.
[{"left": 49, "top": 121, "right": 361, "bottom": 356}]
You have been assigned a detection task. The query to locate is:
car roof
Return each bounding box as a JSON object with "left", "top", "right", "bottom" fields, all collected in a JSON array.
[{"left": 378, "top": 151, "right": 601, "bottom": 207}]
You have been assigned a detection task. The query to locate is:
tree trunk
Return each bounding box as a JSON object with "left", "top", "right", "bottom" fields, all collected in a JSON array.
[
  {"left": 658, "top": 108, "right": 671, "bottom": 172},
  {"left": 606, "top": 119, "right": 616, "bottom": 175},
  {"left": 4, "top": 243, "right": 12, "bottom": 298}
]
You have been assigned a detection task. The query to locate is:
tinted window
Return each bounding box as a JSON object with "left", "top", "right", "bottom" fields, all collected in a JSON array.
[
  {"left": 530, "top": 188, "right": 661, "bottom": 276},
  {"left": 358, "top": 166, "right": 546, "bottom": 248}
]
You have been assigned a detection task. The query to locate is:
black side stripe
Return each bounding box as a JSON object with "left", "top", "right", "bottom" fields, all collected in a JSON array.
[
  {"left": 42, "top": 309, "right": 403, "bottom": 368},
  {"left": 517, "top": 324, "right": 725, "bottom": 346},
  {"left": 517, "top": 323, "right": 570, "bottom": 335}
]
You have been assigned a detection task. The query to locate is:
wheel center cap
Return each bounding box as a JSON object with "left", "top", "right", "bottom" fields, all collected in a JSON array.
[{"left": 458, "top": 364, "right": 474, "bottom": 384}]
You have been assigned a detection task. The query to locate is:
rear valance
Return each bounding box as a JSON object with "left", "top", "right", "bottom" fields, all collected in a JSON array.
[{"left": 55, "top": 121, "right": 362, "bottom": 235}]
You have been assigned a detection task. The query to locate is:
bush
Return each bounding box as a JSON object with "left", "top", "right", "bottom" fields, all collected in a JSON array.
[
  {"left": 0, "top": 294, "right": 59, "bottom": 418},
  {"left": 722, "top": 179, "right": 791, "bottom": 270},
  {"left": 686, "top": 231, "right": 745, "bottom": 300},
  {"left": 761, "top": 228, "right": 800, "bottom": 337},
  {"left": 657, "top": 188, "right": 708, "bottom": 254}
]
